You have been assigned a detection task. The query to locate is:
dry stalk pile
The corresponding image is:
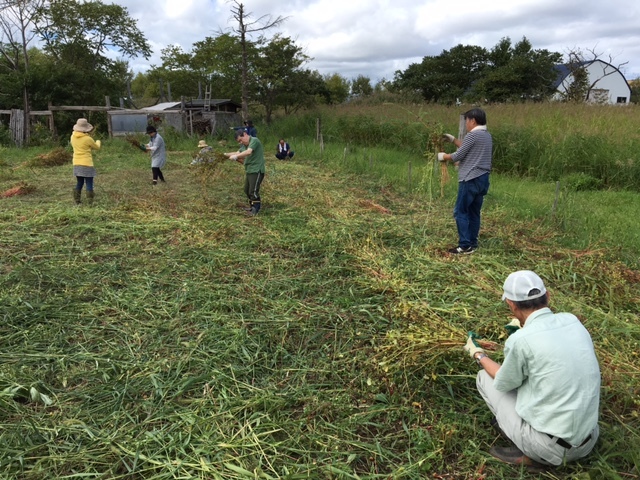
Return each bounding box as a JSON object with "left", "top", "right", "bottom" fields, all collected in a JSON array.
[
  {"left": 27, "top": 148, "right": 72, "bottom": 167},
  {"left": 1, "top": 182, "right": 35, "bottom": 198}
]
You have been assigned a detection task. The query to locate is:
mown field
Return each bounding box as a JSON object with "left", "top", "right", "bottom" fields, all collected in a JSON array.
[{"left": 1, "top": 107, "right": 639, "bottom": 480}]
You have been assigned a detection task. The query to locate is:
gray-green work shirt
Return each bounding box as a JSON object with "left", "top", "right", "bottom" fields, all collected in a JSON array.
[{"left": 494, "top": 307, "right": 600, "bottom": 445}]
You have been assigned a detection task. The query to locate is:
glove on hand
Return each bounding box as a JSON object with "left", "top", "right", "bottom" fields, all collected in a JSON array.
[
  {"left": 442, "top": 133, "right": 455, "bottom": 143},
  {"left": 231, "top": 155, "right": 238, "bottom": 161},
  {"left": 95, "top": 140, "right": 101, "bottom": 148},
  {"left": 437, "top": 152, "right": 446, "bottom": 162},
  {"left": 139, "top": 144, "right": 147, "bottom": 152},
  {"left": 505, "top": 318, "right": 522, "bottom": 336},
  {"left": 463, "top": 332, "right": 485, "bottom": 358}
]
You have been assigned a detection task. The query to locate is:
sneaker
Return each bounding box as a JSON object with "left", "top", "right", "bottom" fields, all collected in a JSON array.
[
  {"left": 489, "top": 446, "right": 547, "bottom": 472},
  {"left": 246, "top": 207, "right": 258, "bottom": 217},
  {"left": 448, "top": 246, "right": 476, "bottom": 254}
]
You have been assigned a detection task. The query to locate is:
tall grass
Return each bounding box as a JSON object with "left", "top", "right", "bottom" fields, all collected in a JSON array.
[{"left": 264, "top": 103, "right": 640, "bottom": 191}]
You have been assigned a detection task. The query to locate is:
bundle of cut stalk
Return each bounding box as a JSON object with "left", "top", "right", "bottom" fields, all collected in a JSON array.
[
  {"left": 192, "top": 151, "right": 229, "bottom": 166},
  {"left": 125, "top": 134, "right": 147, "bottom": 152},
  {"left": 422, "top": 122, "right": 450, "bottom": 198},
  {"left": 193, "top": 151, "right": 231, "bottom": 186},
  {"left": 375, "top": 301, "right": 499, "bottom": 377}
]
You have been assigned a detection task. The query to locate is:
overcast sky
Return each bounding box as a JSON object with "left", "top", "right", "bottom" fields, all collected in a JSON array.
[{"left": 123, "top": 0, "right": 640, "bottom": 83}]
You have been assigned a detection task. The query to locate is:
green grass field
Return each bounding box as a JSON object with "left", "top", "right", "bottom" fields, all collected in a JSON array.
[{"left": 0, "top": 133, "right": 639, "bottom": 479}]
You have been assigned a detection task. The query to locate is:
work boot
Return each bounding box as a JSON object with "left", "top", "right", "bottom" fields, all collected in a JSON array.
[
  {"left": 489, "top": 445, "right": 547, "bottom": 473},
  {"left": 86, "top": 190, "right": 95, "bottom": 206},
  {"left": 73, "top": 188, "right": 82, "bottom": 205}
]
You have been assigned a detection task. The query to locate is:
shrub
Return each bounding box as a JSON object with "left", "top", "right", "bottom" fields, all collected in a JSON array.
[{"left": 562, "top": 172, "right": 604, "bottom": 191}]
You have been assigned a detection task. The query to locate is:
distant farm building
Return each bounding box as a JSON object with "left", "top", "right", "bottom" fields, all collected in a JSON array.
[
  {"left": 107, "top": 99, "right": 242, "bottom": 137},
  {"left": 553, "top": 59, "right": 631, "bottom": 104}
]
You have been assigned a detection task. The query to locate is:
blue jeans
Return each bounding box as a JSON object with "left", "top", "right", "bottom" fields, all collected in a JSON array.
[
  {"left": 453, "top": 173, "right": 489, "bottom": 249},
  {"left": 76, "top": 176, "right": 94, "bottom": 191}
]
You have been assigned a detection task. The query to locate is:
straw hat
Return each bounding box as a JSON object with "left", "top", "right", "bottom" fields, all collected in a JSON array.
[
  {"left": 198, "top": 140, "right": 209, "bottom": 148},
  {"left": 73, "top": 118, "right": 93, "bottom": 132}
]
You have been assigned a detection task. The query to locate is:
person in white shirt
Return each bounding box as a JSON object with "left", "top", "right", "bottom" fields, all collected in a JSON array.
[{"left": 464, "top": 270, "right": 600, "bottom": 469}]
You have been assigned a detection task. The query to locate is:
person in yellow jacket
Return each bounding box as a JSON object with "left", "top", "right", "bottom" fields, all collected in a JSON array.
[{"left": 70, "top": 118, "right": 101, "bottom": 205}]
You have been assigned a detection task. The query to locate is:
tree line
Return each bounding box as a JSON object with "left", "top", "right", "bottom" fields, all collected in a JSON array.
[{"left": 2, "top": 0, "right": 638, "bottom": 145}]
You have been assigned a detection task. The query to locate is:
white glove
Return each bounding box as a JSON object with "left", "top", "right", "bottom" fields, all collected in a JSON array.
[
  {"left": 437, "top": 152, "right": 446, "bottom": 162},
  {"left": 463, "top": 334, "right": 485, "bottom": 358},
  {"left": 442, "top": 133, "right": 455, "bottom": 143},
  {"left": 231, "top": 155, "right": 238, "bottom": 161}
]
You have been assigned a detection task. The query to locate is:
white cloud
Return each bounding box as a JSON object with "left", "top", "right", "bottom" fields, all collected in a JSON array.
[{"left": 118, "top": 0, "right": 640, "bottom": 81}]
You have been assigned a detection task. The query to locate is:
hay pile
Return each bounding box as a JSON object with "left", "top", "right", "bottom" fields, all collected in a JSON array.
[
  {"left": 1, "top": 182, "right": 35, "bottom": 198},
  {"left": 28, "top": 148, "right": 72, "bottom": 167}
]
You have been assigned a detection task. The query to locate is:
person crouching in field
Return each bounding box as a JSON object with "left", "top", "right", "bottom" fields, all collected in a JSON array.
[
  {"left": 70, "top": 118, "right": 101, "bottom": 206},
  {"left": 275, "top": 138, "right": 294, "bottom": 160},
  {"left": 143, "top": 125, "right": 166, "bottom": 186},
  {"left": 464, "top": 270, "right": 600, "bottom": 471},
  {"left": 192, "top": 140, "right": 212, "bottom": 165},
  {"left": 224, "top": 129, "right": 265, "bottom": 216}
]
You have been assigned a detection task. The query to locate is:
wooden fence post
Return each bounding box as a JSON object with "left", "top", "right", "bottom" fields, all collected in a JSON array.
[
  {"left": 458, "top": 114, "right": 467, "bottom": 141},
  {"left": 9, "top": 109, "right": 24, "bottom": 147},
  {"left": 552, "top": 181, "right": 561, "bottom": 218}
]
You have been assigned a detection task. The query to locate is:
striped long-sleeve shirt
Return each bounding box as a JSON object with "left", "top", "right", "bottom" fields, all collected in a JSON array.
[{"left": 451, "top": 126, "right": 493, "bottom": 182}]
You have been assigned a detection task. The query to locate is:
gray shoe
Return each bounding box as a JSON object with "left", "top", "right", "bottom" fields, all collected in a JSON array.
[{"left": 489, "top": 446, "right": 547, "bottom": 472}]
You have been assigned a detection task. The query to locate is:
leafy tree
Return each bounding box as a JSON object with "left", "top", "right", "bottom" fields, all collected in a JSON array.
[
  {"left": 32, "top": 0, "right": 151, "bottom": 106},
  {"left": 392, "top": 44, "right": 488, "bottom": 103},
  {"left": 323, "top": 73, "right": 350, "bottom": 104},
  {"left": 474, "top": 37, "right": 561, "bottom": 102},
  {"left": 146, "top": 45, "right": 204, "bottom": 101},
  {"left": 191, "top": 33, "right": 247, "bottom": 101},
  {"left": 34, "top": 0, "right": 151, "bottom": 68},
  {"left": 558, "top": 51, "right": 590, "bottom": 103},
  {"left": 351, "top": 75, "right": 373, "bottom": 97},
  {"left": 279, "top": 68, "right": 328, "bottom": 113},
  {"left": 0, "top": 0, "right": 46, "bottom": 144},
  {"left": 253, "top": 34, "right": 310, "bottom": 123}
]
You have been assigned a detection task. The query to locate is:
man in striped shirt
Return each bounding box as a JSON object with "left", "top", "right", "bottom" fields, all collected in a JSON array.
[{"left": 438, "top": 108, "right": 493, "bottom": 254}]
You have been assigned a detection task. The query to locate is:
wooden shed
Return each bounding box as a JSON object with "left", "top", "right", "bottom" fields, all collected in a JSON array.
[{"left": 107, "top": 99, "right": 242, "bottom": 137}]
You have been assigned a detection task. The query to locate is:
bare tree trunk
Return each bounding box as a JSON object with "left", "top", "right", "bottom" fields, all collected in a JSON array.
[{"left": 230, "top": 1, "right": 286, "bottom": 122}]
